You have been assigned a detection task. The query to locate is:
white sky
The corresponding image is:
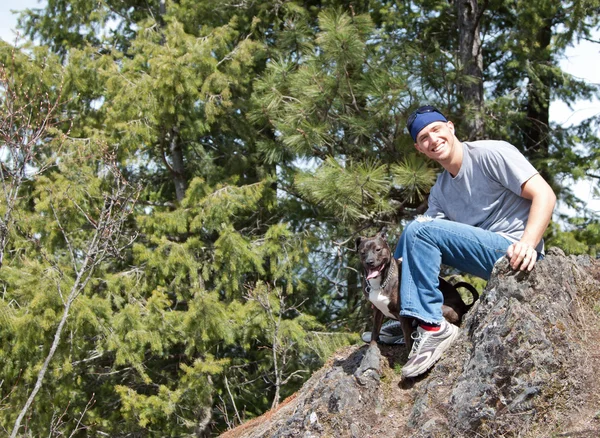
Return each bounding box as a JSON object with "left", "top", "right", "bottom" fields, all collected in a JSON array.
[
  {"left": 549, "top": 36, "right": 600, "bottom": 214},
  {"left": 1, "top": 1, "right": 599, "bottom": 212},
  {"left": 0, "top": 1, "right": 41, "bottom": 44}
]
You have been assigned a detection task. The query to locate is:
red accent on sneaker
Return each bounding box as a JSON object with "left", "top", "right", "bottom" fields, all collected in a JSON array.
[{"left": 419, "top": 323, "right": 441, "bottom": 332}]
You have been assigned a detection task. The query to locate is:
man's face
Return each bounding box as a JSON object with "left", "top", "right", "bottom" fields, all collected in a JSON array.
[{"left": 413, "top": 121, "right": 456, "bottom": 163}]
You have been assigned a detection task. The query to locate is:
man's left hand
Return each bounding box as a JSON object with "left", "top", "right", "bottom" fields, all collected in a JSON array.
[{"left": 506, "top": 242, "right": 538, "bottom": 272}]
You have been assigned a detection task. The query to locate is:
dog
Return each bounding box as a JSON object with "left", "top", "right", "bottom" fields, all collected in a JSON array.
[{"left": 356, "top": 230, "right": 479, "bottom": 352}]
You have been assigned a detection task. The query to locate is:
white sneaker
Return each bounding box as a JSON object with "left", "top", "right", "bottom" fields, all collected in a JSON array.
[{"left": 402, "top": 320, "right": 459, "bottom": 378}]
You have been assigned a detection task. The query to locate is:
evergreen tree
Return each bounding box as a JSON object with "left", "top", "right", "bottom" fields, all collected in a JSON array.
[{"left": 6, "top": 2, "right": 359, "bottom": 435}]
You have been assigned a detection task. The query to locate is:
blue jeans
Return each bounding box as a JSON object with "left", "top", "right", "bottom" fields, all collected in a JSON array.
[{"left": 393, "top": 218, "right": 512, "bottom": 325}]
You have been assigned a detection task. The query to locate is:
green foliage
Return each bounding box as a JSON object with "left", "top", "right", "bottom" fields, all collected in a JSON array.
[
  {"left": 251, "top": 8, "right": 413, "bottom": 165},
  {"left": 295, "top": 157, "right": 395, "bottom": 222},
  {"left": 1, "top": 0, "right": 599, "bottom": 436},
  {"left": 391, "top": 155, "right": 438, "bottom": 205},
  {"left": 545, "top": 220, "right": 600, "bottom": 257}
]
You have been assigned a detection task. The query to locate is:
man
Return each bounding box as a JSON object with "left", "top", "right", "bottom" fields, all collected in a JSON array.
[{"left": 395, "top": 106, "right": 556, "bottom": 378}]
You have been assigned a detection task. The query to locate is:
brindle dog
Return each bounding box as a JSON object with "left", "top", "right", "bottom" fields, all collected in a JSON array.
[{"left": 356, "top": 231, "right": 479, "bottom": 352}]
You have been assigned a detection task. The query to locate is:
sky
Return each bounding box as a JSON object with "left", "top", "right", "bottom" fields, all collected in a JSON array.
[
  {"left": 1, "top": 1, "right": 599, "bottom": 211},
  {"left": 0, "top": 1, "right": 40, "bottom": 45},
  {"left": 549, "top": 36, "right": 600, "bottom": 213}
]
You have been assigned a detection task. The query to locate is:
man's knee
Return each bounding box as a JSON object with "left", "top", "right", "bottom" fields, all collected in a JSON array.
[{"left": 404, "top": 216, "right": 436, "bottom": 240}]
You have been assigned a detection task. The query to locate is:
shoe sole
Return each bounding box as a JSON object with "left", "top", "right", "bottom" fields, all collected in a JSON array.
[{"left": 402, "top": 326, "right": 460, "bottom": 378}]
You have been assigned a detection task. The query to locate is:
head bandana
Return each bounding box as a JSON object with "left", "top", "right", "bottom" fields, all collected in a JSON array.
[{"left": 408, "top": 109, "right": 448, "bottom": 142}]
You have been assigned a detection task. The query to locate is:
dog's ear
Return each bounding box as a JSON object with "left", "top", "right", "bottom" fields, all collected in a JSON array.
[
  {"left": 378, "top": 226, "right": 387, "bottom": 238},
  {"left": 355, "top": 236, "right": 362, "bottom": 250}
]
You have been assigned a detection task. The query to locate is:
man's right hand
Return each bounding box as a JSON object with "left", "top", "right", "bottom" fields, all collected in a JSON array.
[{"left": 506, "top": 241, "right": 538, "bottom": 272}]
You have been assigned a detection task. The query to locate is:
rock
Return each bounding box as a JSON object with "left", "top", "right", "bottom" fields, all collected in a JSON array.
[{"left": 221, "top": 249, "right": 600, "bottom": 437}]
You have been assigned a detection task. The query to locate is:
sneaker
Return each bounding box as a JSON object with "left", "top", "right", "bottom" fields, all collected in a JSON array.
[
  {"left": 401, "top": 320, "right": 459, "bottom": 378},
  {"left": 361, "top": 320, "right": 406, "bottom": 345}
]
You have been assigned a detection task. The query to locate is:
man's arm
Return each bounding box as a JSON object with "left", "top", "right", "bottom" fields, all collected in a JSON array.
[{"left": 506, "top": 173, "right": 556, "bottom": 271}]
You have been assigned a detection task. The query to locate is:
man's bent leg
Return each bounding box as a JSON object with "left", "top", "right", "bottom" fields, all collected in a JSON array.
[
  {"left": 394, "top": 218, "right": 511, "bottom": 323},
  {"left": 394, "top": 218, "right": 511, "bottom": 378}
]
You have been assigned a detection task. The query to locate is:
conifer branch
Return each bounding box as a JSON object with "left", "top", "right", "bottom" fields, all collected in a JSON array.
[
  {"left": 49, "top": 196, "right": 79, "bottom": 275},
  {"left": 280, "top": 369, "right": 308, "bottom": 386},
  {"left": 581, "top": 36, "right": 600, "bottom": 44},
  {"left": 344, "top": 67, "right": 360, "bottom": 113},
  {"left": 71, "top": 351, "right": 106, "bottom": 366},
  {"left": 138, "top": 199, "right": 177, "bottom": 209},
  {"left": 0, "top": 57, "right": 68, "bottom": 268},
  {"left": 10, "top": 157, "right": 140, "bottom": 438},
  {"left": 216, "top": 33, "right": 253, "bottom": 67}
]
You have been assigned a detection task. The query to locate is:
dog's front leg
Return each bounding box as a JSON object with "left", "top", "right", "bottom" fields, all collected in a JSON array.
[
  {"left": 400, "top": 317, "right": 414, "bottom": 353},
  {"left": 370, "top": 308, "right": 385, "bottom": 345}
]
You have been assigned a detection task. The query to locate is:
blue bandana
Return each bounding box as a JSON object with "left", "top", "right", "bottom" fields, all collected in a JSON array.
[{"left": 409, "top": 111, "right": 448, "bottom": 142}]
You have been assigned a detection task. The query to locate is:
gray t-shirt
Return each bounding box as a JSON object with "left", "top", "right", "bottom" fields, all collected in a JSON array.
[{"left": 426, "top": 140, "right": 543, "bottom": 252}]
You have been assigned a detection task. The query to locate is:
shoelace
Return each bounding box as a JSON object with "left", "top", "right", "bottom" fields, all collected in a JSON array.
[{"left": 408, "top": 330, "right": 424, "bottom": 359}]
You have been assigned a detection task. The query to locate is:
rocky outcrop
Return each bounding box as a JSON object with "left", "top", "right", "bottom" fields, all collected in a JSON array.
[{"left": 222, "top": 248, "right": 600, "bottom": 437}]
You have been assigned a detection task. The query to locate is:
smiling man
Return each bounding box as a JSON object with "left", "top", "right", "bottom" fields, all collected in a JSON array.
[{"left": 395, "top": 105, "right": 556, "bottom": 378}]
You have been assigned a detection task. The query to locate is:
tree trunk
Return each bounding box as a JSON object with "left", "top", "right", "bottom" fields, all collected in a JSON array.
[
  {"left": 169, "top": 128, "right": 187, "bottom": 202},
  {"left": 157, "top": 2, "right": 187, "bottom": 202},
  {"left": 457, "top": 0, "right": 485, "bottom": 140},
  {"left": 523, "top": 21, "right": 552, "bottom": 182}
]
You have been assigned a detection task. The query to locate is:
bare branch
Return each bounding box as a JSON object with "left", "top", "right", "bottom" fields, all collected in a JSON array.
[
  {"left": 10, "top": 154, "right": 141, "bottom": 438},
  {"left": 49, "top": 196, "right": 79, "bottom": 275},
  {"left": 68, "top": 394, "right": 96, "bottom": 438},
  {"left": 224, "top": 375, "right": 242, "bottom": 426},
  {"left": 280, "top": 369, "right": 308, "bottom": 386}
]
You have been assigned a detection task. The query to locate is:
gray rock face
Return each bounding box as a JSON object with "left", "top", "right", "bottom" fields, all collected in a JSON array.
[
  {"left": 223, "top": 249, "right": 600, "bottom": 438},
  {"left": 222, "top": 346, "right": 385, "bottom": 438},
  {"left": 409, "top": 248, "right": 600, "bottom": 437}
]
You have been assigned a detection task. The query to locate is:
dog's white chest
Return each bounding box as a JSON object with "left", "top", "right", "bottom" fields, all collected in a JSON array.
[{"left": 368, "top": 287, "right": 395, "bottom": 319}]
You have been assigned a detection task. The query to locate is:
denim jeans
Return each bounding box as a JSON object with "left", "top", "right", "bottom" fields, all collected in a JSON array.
[{"left": 393, "top": 217, "right": 512, "bottom": 325}]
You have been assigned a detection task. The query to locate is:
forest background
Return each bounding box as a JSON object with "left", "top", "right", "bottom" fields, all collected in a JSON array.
[{"left": 0, "top": 0, "right": 599, "bottom": 436}]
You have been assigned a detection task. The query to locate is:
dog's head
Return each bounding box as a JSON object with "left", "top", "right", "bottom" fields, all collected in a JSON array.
[{"left": 356, "top": 231, "right": 393, "bottom": 281}]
